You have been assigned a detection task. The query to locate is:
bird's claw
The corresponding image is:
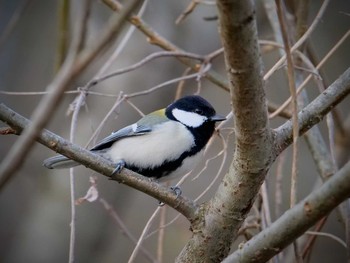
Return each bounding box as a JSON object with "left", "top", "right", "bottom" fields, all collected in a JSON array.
[
  {"left": 158, "top": 186, "right": 182, "bottom": 206},
  {"left": 170, "top": 186, "right": 182, "bottom": 198},
  {"left": 111, "top": 160, "right": 126, "bottom": 178}
]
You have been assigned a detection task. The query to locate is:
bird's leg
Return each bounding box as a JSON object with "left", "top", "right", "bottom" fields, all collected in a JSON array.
[{"left": 111, "top": 159, "right": 126, "bottom": 177}]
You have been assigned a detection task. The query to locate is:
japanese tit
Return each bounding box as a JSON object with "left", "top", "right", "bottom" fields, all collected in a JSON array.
[{"left": 43, "top": 95, "right": 225, "bottom": 181}]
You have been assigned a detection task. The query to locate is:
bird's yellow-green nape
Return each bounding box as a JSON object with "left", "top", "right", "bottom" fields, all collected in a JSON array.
[
  {"left": 137, "top": 108, "right": 168, "bottom": 126},
  {"left": 152, "top": 108, "right": 165, "bottom": 117}
]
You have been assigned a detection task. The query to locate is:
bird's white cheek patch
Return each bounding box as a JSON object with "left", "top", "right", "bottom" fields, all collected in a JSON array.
[{"left": 172, "top": 108, "right": 206, "bottom": 128}]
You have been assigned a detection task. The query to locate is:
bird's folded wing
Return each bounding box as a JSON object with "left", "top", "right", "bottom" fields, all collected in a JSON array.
[{"left": 90, "top": 124, "right": 151, "bottom": 151}]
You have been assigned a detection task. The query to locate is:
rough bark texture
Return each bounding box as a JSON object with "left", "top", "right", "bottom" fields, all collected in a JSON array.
[{"left": 176, "top": 1, "right": 273, "bottom": 262}]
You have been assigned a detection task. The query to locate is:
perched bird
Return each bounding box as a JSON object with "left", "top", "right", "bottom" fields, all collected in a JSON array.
[{"left": 43, "top": 95, "right": 225, "bottom": 182}]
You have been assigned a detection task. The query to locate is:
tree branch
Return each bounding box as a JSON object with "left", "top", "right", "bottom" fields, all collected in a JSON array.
[
  {"left": 96, "top": 0, "right": 296, "bottom": 120},
  {"left": 0, "top": 0, "right": 142, "bottom": 190},
  {"left": 176, "top": 1, "right": 273, "bottom": 262},
  {"left": 275, "top": 67, "right": 350, "bottom": 154},
  {"left": 101, "top": 0, "right": 230, "bottom": 92},
  {"left": 0, "top": 103, "right": 198, "bottom": 222},
  {"left": 222, "top": 160, "right": 350, "bottom": 263}
]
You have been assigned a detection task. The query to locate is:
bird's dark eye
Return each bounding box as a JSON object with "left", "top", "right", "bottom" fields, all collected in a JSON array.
[{"left": 194, "top": 108, "right": 203, "bottom": 115}]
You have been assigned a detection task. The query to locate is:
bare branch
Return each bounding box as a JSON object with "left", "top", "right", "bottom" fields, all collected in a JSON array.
[
  {"left": 302, "top": 217, "right": 328, "bottom": 259},
  {"left": 269, "top": 29, "right": 350, "bottom": 119},
  {"left": 275, "top": 67, "right": 350, "bottom": 154},
  {"left": 0, "top": 103, "right": 199, "bottom": 222},
  {"left": 102, "top": 0, "right": 230, "bottom": 92},
  {"left": 56, "top": 0, "right": 70, "bottom": 69},
  {"left": 128, "top": 207, "right": 162, "bottom": 263},
  {"left": 0, "top": 0, "right": 142, "bottom": 190},
  {"left": 223, "top": 160, "right": 350, "bottom": 263},
  {"left": 263, "top": 0, "right": 330, "bottom": 81},
  {"left": 275, "top": 0, "right": 299, "bottom": 209},
  {"left": 88, "top": 51, "right": 206, "bottom": 89},
  {"left": 99, "top": 198, "right": 157, "bottom": 262}
]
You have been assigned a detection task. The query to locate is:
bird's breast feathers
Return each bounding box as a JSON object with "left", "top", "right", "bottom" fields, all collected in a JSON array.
[{"left": 106, "top": 121, "right": 195, "bottom": 169}]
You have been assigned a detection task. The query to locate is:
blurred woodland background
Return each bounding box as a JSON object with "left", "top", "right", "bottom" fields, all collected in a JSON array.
[{"left": 0, "top": 0, "right": 349, "bottom": 262}]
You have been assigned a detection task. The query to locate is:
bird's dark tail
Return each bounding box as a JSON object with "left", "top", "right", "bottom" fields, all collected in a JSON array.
[{"left": 43, "top": 155, "right": 80, "bottom": 169}]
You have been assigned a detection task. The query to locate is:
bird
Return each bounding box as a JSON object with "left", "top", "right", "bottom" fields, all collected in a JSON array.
[{"left": 43, "top": 95, "right": 225, "bottom": 182}]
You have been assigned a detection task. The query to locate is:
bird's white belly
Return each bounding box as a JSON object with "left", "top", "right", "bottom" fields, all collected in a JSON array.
[{"left": 106, "top": 121, "right": 195, "bottom": 169}]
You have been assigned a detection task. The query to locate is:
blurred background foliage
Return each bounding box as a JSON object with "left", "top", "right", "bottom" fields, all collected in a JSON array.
[{"left": 0, "top": 0, "right": 349, "bottom": 262}]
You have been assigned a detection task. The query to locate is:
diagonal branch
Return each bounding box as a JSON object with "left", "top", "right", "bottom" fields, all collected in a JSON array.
[
  {"left": 0, "top": 103, "right": 198, "bottom": 222},
  {"left": 275, "top": 67, "right": 350, "bottom": 154},
  {"left": 0, "top": 0, "right": 142, "bottom": 190},
  {"left": 222, "top": 159, "right": 350, "bottom": 263},
  {"left": 102, "top": 0, "right": 230, "bottom": 92}
]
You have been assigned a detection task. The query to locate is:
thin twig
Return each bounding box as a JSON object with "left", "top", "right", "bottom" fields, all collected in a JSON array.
[
  {"left": 0, "top": 90, "right": 80, "bottom": 95},
  {"left": 128, "top": 207, "right": 162, "bottom": 263},
  {"left": 68, "top": 90, "right": 86, "bottom": 263},
  {"left": 275, "top": 0, "right": 299, "bottom": 209},
  {"left": 273, "top": 6, "right": 302, "bottom": 260},
  {"left": 269, "top": 29, "right": 350, "bottom": 119},
  {"left": 84, "top": 92, "right": 124, "bottom": 148},
  {"left": 194, "top": 133, "right": 227, "bottom": 202},
  {"left": 157, "top": 203, "right": 168, "bottom": 263},
  {"left": 175, "top": 67, "right": 192, "bottom": 99},
  {"left": 206, "top": 47, "right": 224, "bottom": 61},
  {"left": 56, "top": 0, "right": 70, "bottom": 70},
  {"left": 125, "top": 67, "right": 211, "bottom": 98},
  {"left": 264, "top": 0, "right": 330, "bottom": 81},
  {"left": 305, "top": 231, "right": 347, "bottom": 249},
  {"left": 102, "top": 0, "right": 230, "bottom": 92},
  {"left": 76, "top": 0, "right": 92, "bottom": 52},
  {"left": 176, "top": 0, "right": 216, "bottom": 24},
  {"left": 275, "top": 151, "right": 286, "bottom": 219},
  {"left": 0, "top": 0, "right": 142, "bottom": 191},
  {"left": 261, "top": 181, "right": 272, "bottom": 228},
  {"left": 99, "top": 198, "right": 157, "bottom": 262},
  {"left": 88, "top": 51, "right": 206, "bottom": 89},
  {"left": 125, "top": 98, "right": 146, "bottom": 117},
  {"left": 175, "top": 1, "right": 199, "bottom": 25},
  {"left": 301, "top": 217, "right": 327, "bottom": 259},
  {"left": 73, "top": 0, "right": 148, "bottom": 98},
  {"left": 275, "top": 67, "right": 350, "bottom": 154}
]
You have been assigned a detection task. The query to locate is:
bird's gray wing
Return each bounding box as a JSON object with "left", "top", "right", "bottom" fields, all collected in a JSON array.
[
  {"left": 43, "top": 124, "right": 150, "bottom": 169},
  {"left": 90, "top": 123, "right": 151, "bottom": 151},
  {"left": 43, "top": 110, "right": 168, "bottom": 169},
  {"left": 91, "top": 109, "right": 169, "bottom": 151}
]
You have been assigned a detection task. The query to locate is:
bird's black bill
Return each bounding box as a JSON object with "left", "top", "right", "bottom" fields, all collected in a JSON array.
[{"left": 210, "top": 114, "right": 226, "bottom": 122}]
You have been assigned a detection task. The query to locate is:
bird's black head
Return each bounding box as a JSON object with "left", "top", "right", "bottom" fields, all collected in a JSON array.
[
  {"left": 166, "top": 95, "right": 225, "bottom": 152},
  {"left": 165, "top": 95, "right": 225, "bottom": 128}
]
